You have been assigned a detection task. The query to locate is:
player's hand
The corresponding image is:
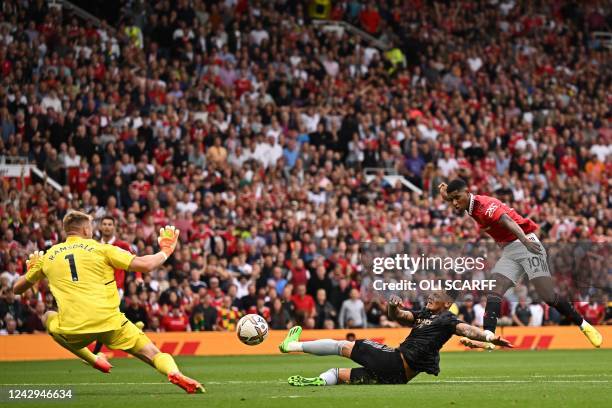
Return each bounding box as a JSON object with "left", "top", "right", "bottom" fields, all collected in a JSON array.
[
  {"left": 26, "top": 251, "right": 44, "bottom": 272},
  {"left": 522, "top": 239, "right": 541, "bottom": 255},
  {"left": 438, "top": 182, "right": 448, "bottom": 200},
  {"left": 491, "top": 335, "right": 514, "bottom": 348},
  {"left": 158, "top": 225, "right": 180, "bottom": 258},
  {"left": 388, "top": 295, "right": 403, "bottom": 310}
]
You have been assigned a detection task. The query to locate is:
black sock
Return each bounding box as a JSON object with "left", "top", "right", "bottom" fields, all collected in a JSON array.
[
  {"left": 92, "top": 341, "right": 103, "bottom": 355},
  {"left": 483, "top": 293, "right": 503, "bottom": 333},
  {"left": 547, "top": 294, "right": 584, "bottom": 326}
]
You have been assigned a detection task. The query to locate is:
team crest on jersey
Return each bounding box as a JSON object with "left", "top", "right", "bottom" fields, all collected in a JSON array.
[{"left": 485, "top": 203, "right": 498, "bottom": 217}]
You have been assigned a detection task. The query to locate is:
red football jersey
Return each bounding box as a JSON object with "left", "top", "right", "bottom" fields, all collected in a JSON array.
[
  {"left": 101, "top": 236, "right": 138, "bottom": 290},
  {"left": 467, "top": 194, "right": 538, "bottom": 243}
]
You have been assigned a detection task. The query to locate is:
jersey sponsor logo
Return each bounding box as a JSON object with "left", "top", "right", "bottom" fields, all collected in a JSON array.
[
  {"left": 484, "top": 203, "right": 498, "bottom": 218},
  {"left": 415, "top": 318, "right": 433, "bottom": 328}
]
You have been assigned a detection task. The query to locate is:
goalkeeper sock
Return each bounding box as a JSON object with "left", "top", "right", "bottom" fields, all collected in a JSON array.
[
  {"left": 50, "top": 334, "right": 97, "bottom": 366},
  {"left": 483, "top": 293, "right": 503, "bottom": 333},
  {"left": 319, "top": 368, "right": 339, "bottom": 385},
  {"left": 547, "top": 294, "right": 584, "bottom": 326},
  {"left": 152, "top": 352, "right": 179, "bottom": 376},
  {"left": 300, "top": 339, "right": 347, "bottom": 356}
]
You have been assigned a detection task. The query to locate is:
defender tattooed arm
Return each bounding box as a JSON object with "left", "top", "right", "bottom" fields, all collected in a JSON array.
[
  {"left": 455, "top": 322, "right": 514, "bottom": 348},
  {"left": 387, "top": 295, "right": 415, "bottom": 325}
]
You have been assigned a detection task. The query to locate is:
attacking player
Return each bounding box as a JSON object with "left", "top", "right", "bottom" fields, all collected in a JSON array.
[
  {"left": 98, "top": 216, "right": 140, "bottom": 296},
  {"left": 93, "top": 216, "right": 142, "bottom": 356},
  {"left": 439, "top": 178, "right": 602, "bottom": 348},
  {"left": 12, "top": 211, "right": 205, "bottom": 394},
  {"left": 279, "top": 290, "right": 513, "bottom": 386}
]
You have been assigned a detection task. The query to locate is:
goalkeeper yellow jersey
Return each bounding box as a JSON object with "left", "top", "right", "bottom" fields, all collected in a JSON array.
[{"left": 26, "top": 236, "right": 135, "bottom": 334}]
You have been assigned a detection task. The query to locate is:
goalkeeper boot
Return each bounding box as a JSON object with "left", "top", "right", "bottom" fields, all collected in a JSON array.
[
  {"left": 580, "top": 322, "right": 602, "bottom": 348},
  {"left": 288, "top": 375, "right": 325, "bottom": 387},
  {"left": 279, "top": 326, "right": 302, "bottom": 353},
  {"left": 93, "top": 353, "right": 113, "bottom": 374},
  {"left": 168, "top": 372, "right": 206, "bottom": 394}
]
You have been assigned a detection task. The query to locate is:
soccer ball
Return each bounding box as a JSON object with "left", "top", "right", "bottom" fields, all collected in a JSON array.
[{"left": 236, "top": 314, "right": 269, "bottom": 346}]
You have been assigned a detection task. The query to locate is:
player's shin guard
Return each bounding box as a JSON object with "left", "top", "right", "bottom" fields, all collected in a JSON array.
[
  {"left": 547, "top": 294, "right": 583, "bottom": 326},
  {"left": 319, "top": 368, "right": 339, "bottom": 385},
  {"left": 302, "top": 340, "right": 348, "bottom": 356},
  {"left": 483, "top": 293, "right": 503, "bottom": 333},
  {"left": 152, "top": 352, "right": 179, "bottom": 376}
]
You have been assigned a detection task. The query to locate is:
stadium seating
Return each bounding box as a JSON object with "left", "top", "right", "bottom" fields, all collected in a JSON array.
[{"left": 0, "top": 0, "right": 610, "bottom": 335}]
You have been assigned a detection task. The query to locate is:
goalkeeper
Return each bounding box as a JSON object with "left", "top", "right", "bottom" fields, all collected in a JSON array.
[{"left": 12, "top": 211, "right": 205, "bottom": 394}]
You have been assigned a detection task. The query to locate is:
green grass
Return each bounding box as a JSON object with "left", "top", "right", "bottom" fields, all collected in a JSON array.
[{"left": 0, "top": 350, "right": 610, "bottom": 407}]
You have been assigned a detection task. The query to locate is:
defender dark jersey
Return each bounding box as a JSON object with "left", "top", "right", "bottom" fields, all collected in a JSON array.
[{"left": 398, "top": 309, "right": 462, "bottom": 375}]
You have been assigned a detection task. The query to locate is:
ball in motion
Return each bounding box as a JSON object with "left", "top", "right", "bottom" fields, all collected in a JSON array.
[{"left": 236, "top": 314, "right": 269, "bottom": 346}]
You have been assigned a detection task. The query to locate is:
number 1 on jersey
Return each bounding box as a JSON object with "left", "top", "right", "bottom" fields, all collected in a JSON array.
[{"left": 64, "top": 254, "right": 79, "bottom": 281}]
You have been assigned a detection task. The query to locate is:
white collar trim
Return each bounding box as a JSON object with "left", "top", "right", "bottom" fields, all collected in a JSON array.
[{"left": 102, "top": 236, "right": 116, "bottom": 245}]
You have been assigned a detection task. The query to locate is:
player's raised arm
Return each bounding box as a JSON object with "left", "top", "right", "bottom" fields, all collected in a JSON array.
[
  {"left": 498, "top": 214, "right": 541, "bottom": 255},
  {"left": 13, "top": 251, "right": 45, "bottom": 295},
  {"left": 387, "top": 295, "right": 415, "bottom": 325},
  {"left": 454, "top": 322, "right": 514, "bottom": 348},
  {"left": 127, "top": 225, "right": 180, "bottom": 273}
]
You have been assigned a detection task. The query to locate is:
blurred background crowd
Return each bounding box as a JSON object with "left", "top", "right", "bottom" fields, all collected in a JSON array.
[{"left": 0, "top": 0, "right": 611, "bottom": 335}]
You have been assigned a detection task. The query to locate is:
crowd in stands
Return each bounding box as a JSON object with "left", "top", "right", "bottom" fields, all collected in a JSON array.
[{"left": 0, "top": 0, "right": 611, "bottom": 335}]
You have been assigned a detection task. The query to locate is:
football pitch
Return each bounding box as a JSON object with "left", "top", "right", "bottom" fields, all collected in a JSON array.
[{"left": 0, "top": 350, "right": 610, "bottom": 408}]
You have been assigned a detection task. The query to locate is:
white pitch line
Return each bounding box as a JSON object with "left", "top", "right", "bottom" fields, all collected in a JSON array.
[
  {"left": 1, "top": 383, "right": 172, "bottom": 386},
  {"left": 425, "top": 380, "right": 610, "bottom": 383},
  {"left": 1, "top": 379, "right": 609, "bottom": 386},
  {"left": 448, "top": 374, "right": 612, "bottom": 379},
  {"left": 438, "top": 380, "right": 612, "bottom": 384}
]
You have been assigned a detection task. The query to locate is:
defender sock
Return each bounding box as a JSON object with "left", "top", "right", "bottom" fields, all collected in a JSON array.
[
  {"left": 483, "top": 293, "right": 503, "bottom": 333},
  {"left": 319, "top": 368, "right": 339, "bottom": 385}
]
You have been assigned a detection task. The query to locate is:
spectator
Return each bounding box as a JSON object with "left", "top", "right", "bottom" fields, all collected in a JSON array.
[
  {"left": 338, "top": 289, "right": 367, "bottom": 329},
  {"left": 291, "top": 284, "right": 315, "bottom": 325},
  {"left": 0, "top": 316, "right": 18, "bottom": 335},
  {"left": 529, "top": 299, "right": 545, "bottom": 327},
  {"left": 473, "top": 296, "right": 486, "bottom": 328},
  {"left": 148, "top": 316, "right": 162, "bottom": 333},
  {"left": 217, "top": 296, "right": 241, "bottom": 332},
  {"left": 0, "top": 290, "right": 23, "bottom": 328},
  {"left": 161, "top": 308, "right": 190, "bottom": 332},
  {"left": 458, "top": 294, "right": 475, "bottom": 325},
  {"left": 604, "top": 294, "right": 612, "bottom": 325},
  {"left": 314, "top": 288, "right": 336, "bottom": 329},
  {"left": 249, "top": 297, "right": 271, "bottom": 323},
  {"left": 124, "top": 295, "right": 148, "bottom": 328},
  {"left": 513, "top": 296, "right": 533, "bottom": 327},
  {"left": 191, "top": 294, "right": 218, "bottom": 331},
  {"left": 23, "top": 301, "right": 46, "bottom": 333},
  {"left": 270, "top": 298, "right": 292, "bottom": 330},
  {"left": 583, "top": 297, "right": 605, "bottom": 325}
]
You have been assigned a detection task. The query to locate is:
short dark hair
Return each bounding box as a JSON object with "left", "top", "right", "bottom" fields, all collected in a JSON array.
[
  {"left": 101, "top": 215, "right": 116, "bottom": 225},
  {"left": 446, "top": 178, "right": 468, "bottom": 194}
]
